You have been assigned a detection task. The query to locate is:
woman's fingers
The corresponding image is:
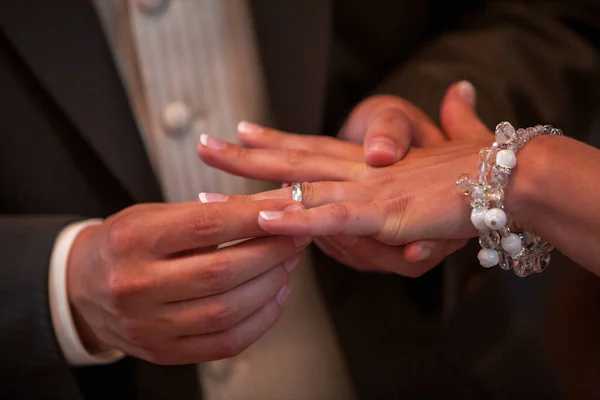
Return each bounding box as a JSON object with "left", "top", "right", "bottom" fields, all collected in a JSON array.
[
  {"left": 237, "top": 121, "right": 365, "bottom": 162},
  {"left": 198, "top": 134, "right": 365, "bottom": 182},
  {"left": 257, "top": 201, "right": 385, "bottom": 238},
  {"left": 201, "top": 181, "right": 372, "bottom": 209}
]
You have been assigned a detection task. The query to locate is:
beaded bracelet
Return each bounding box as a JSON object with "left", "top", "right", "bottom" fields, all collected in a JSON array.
[{"left": 456, "top": 122, "right": 562, "bottom": 277}]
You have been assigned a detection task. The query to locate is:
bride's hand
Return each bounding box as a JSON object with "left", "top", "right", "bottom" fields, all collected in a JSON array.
[{"left": 198, "top": 83, "right": 493, "bottom": 275}]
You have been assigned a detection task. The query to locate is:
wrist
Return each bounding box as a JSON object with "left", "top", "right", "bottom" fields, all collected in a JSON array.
[
  {"left": 504, "top": 134, "right": 562, "bottom": 237},
  {"left": 66, "top": 224, "right": 108, "bottom": 353}
]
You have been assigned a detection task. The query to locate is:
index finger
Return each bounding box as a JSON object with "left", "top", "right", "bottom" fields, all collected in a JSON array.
[{"left": 140, "top": 199, "right": 298, "bottom": 255}]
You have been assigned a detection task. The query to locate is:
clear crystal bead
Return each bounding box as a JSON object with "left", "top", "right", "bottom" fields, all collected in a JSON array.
[
  {"left": 495, "top": 122, "right": 516, "bottom": 144},
  {"left": 512, "top": 260, "right": 528, "bottom": 277},
  {"left": 478, "top": 163, "right": 491, "bottom": 183},
  {"left": 500, "top": 227, "right": 511, "bottom": 237},
  {"left": 513, "top": 259, "right": 533, "bottom": 277},
  {"left": 472, "top": 185, "right": 486, "bottom": 200},
  {"left": 541, "top": 242, "right": 554, "bottom": 253},
  {"left": 532, "top": 256, "right": 544, "bottom": 273},
  {"left": 525, "top": 127, "right": 536, "bottom": 140},
  {"left": 479, "top": 147, "right": 496, "bottom": 164},
  {"left": 456, "top": 173, "right": 475, "bottom": 195},
  {"left": 498, "top": 251, "right": 511, "bottom": 270},
  {"left": 485, "top": 188, "right": 504, "bottom": 202},
  {"left": 492, "top": 172, "right": 508, "bottom": 188},
  {"left": 514, "top": 128, "right": 527, "bottom": 147},
  {"left": 479, "top": 229, "right": 501, "bottom": 249},
  {"left": 538, "top": 253, "right": 551, "bottom": 271},
  {"left": 522, "top": 232, "right": 535, "bottom": 246},
  {"left": 534, "top": 125, "right": 545, "bottom": 135}
]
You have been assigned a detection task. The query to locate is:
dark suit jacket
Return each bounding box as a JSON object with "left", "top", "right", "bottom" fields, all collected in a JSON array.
[{"left": 2, "top": 0, "right": 600, "bottom": 399}]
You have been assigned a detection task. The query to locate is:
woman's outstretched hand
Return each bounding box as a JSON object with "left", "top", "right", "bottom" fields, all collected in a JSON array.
[{"left": 197, "top": 83, "right": 498, "bottom": 276}]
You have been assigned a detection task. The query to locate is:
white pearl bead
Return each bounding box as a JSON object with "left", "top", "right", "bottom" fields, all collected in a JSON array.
[
  {"left": 484, "top": 208, "right": 507, "bottom": 230},
  {"left": 501, "top": 233, "right": 522, "bottom": 256},
  {"left": 471, "top": 207, "right": 488, "bottom": 230},
  {"left": 478, "top": 249, "right": 499, "bottom": 268},
  {"left": 496, "top": 150, "right": 517, "bottom": 169}
]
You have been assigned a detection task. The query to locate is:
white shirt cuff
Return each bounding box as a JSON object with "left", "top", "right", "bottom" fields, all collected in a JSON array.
[{"left": 48, "top": 219, "right": 125, "bottom": 366}]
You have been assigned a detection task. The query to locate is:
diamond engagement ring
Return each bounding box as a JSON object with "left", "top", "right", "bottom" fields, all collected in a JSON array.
[{"left": 291, "top": 183, "right": 303, "bottom": 203}]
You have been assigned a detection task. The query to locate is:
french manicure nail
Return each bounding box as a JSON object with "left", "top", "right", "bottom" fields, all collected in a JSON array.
[
  {"left": 259, "top": 211, "right": 284, "bottom": 221},
  {"left": 237, "top": 121, "right": 262, "bottom": 136},
  {"left": 332, "top": 234, "right": 358, "bottom": 247},
  {"left": 198, "top": 192, "right": 229, "bottom": 203},
  {"left": 199, "top": 133, "right": 226, "bottom": 150},
  {"left": 457, "top": 80, "right": 476, "bottom": 107},
  {"left": 293, "top": 235, "right": 311, "bottom": 249},
  {"left": 414, "top": 247, "right": 432, "bottom": 262},
  {"left": 276, "top": 284, "right": 292, "bottom": 305},
  {"left": 368, "top": 138, "right": 398, "bottom": 157},
  {"left": 284, "top": 254, "right": 302, "bottom": 272}
]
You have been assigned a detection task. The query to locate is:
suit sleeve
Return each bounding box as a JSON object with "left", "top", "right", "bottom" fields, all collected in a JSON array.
[
  {"left": 0, "top": 215, "right": 85, "bottom": 398},
  {"left": 375, "top": 0, "right": 600, "bottom": 142}
]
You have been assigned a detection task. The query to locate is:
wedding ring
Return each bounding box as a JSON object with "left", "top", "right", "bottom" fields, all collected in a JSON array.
[{"left": 291, "top": 183, "right": 303, "bottom": 203}]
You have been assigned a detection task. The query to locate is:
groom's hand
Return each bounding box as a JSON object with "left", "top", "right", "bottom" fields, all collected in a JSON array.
[{"left": 67, "top": 200, "right": 308, "bottom": 365}]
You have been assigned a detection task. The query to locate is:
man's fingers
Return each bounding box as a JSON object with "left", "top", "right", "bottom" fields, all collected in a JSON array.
[
  {"left": 165, "top": 263, "right": 292, "bottom": 336},
  {"left": 362, "top": 109, "right": 409, "bottom": 166},
  {"left": 130, "top": 199, "right": 297, "bottom": 256},
  {"left": 150, "top": 295, "right": 287, "bottom": 364},
  {"left": 156, "top": 235, "right": 308, "bottom": 302},
  {"left": 198, "top": 134, "right": 364, "bottom": 182},
  {"left": 237, "top": 121, "right": 364, "bottom": 162},
  {"left": 402, "top": 239, "right": 468, "bottom": 265},
  {"left": 341, "top": 95, "right": 447, "bottom": 165},
  {"left": 440, "top": 81, "right": 492, "bottom": 140}
]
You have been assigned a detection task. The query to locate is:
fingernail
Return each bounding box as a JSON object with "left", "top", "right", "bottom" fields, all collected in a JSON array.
[
  {"left": 198, "top": 192, "right": 229, "bottom": 203},
  {"left": 293, "top": 235, "right": 311, "bottom": 249},
  {"left": 285, "top": 204, "right": 304, "bottom": 212},
  {"left": 281, "top": 182, "right": 291, "bottom": 188},
  {"left": 276, "top": 284, "right": 292, "bottom": 305},
  {"left": 237, "top": 121, "right": 262, "bottom": 136},
  {"left": 259, "top": 211, "right": 284, "bottom": 221},
  {"left": 414, "top": 247, "right": 432, "bottom": 262},
  {"left": 332, "top": 234, "right": 358, "bottom": 247},
  {"left": 368, "top": 138, "right": 398, "bottom": 157},
  {"left": 284, "top": 254, "right": 302, "bottom": 272},
  {"left": 199, "top": 133, "right": 226, "bottom": 150},
  {"left": 457, "top": 80, "right": 476, "bottom": 107}
]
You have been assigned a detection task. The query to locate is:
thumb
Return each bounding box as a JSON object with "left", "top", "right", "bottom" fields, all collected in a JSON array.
[{"left": 440, "top": 81, "right": 491, "bottom": 140}]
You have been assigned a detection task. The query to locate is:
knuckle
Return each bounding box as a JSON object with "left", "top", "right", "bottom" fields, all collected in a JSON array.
[
  {"left": 216, "top": 333, "right": 245, "bottom": 359},
  {"left": 285, "top": 149, "right": 310, "bottom": 168},
  {"left": 105, "top": 272, "right": 146, "bottom": 311},
  {"left": 105, "top": 219, "right": 138, "bottom": 256},
  {"left": 327, "top": 203, "right": 351, "bottom": 226},
  {"left": 193, "top": 207, "right": 224, "bottom": 238},
  {"left": 198, "top": 257, "right": 233, "bottom": 292},
  {"left": 377, "top": 197, "right": 410, "bottom": 245},
  {"left": 205, "top": 301, "right": 239, "bottom": 331}
]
